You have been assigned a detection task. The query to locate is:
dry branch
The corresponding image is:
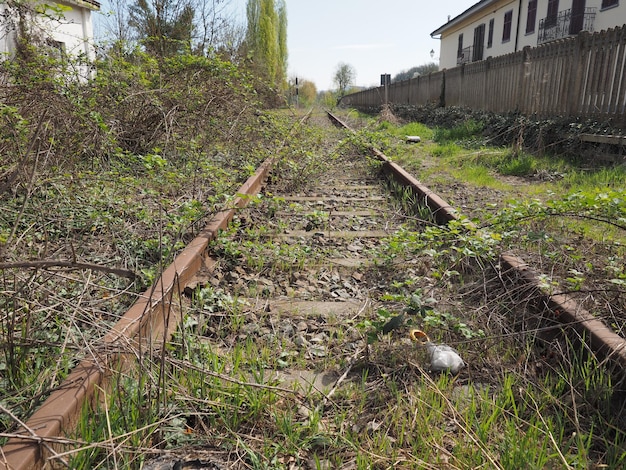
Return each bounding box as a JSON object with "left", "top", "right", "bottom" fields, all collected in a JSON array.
[{"left": 0, "top": 260, "right": 136, "bottom": 279}]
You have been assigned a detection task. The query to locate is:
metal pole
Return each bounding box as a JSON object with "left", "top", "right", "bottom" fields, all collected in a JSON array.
[{"left": 295, "top": 77, "right": 299, "bottom": 108}]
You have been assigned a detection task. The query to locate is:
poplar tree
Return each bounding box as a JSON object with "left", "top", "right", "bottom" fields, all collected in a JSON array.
[
  {"left": 276, "top": 0, "right": 287, "bottom": 85},
  {"left": 245, "top": 0, "right": 287, "bottom": 88}
]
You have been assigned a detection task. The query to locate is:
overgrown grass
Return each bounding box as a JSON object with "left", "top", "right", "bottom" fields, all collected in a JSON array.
[
  {"left": 36, "top": 109, "right": 624, "bottom": 469},
  {"left": 562, "top": 165, "right": 626, "bottom": 189},
  {"left": 497, "top": 154, "right": 536, "bottom": 176},
  {"left": 429, "top": 119, "right": 626, "bottom": 187},
  {"left": 4, "top": 98, "right": 626, "bottom": 469},
  {"left": 0, "top": 42, "right": 313, "bottom": 446},
  {"left": 65, "top": 315, "right": 626, "bottom": 468},
  {"left": 433, "top": 118, "right": 485, "bottom": 144},
  {"left": 395, "top": 121, "right": 436, "bottom": 141}
]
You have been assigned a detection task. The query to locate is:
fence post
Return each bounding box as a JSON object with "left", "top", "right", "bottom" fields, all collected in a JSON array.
[
  {"left": 518, "top": 46, "right": 531, "bottom": 114},
  {"left": 440, "top": 69, "right": 446, "bottom": 107},
  {"left": 567, "top": 31, "right": 589, "bottom": 117},
  {"left": 567, "top": 31, "right": 591, "bottom": 116},
  {"left": 517, "top": 46, "right": 532, "bottom": 114},
  {"left": 484, "top": 56, "right": 492, "bottom": 111}
]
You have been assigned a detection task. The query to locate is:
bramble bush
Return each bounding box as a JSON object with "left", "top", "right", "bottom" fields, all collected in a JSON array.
[
  {"left": 372, "top": 103, "right": 621, "bottom": 161},
  {"left": 0, "top": 33, "right": 276, "bottom": 195}
]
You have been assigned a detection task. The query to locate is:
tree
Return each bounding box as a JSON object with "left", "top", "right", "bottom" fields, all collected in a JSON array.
[
  {"left": 100, "top": 0, "right": 243, "bottom": 60},
  {"left": 393, "top": 62, "right": 439, "bottom": 82},
  {"left": 276, "top": 0, "right": 287, "bottom": 85},
  {"left": 193, "top": 0, "right": 234, "bottom": 56},
  {"left": 128, "top": 0, "right": 195, "bottom": 57},
  {"left": 245, "top": 0, "right": 287, "bottom": 88},
  {"left": 333, "top": 62, "right": 355, "bottom": 98},
  {"left": 299, "top": 80, "right": 316, "bottom": 106}
]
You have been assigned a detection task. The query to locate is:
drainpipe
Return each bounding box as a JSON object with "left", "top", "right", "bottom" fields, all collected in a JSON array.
[
  {"left": 81, "top": 8, "right": 91, "bottom": 60},
  {"left": 515, "top": 0, "right": 523, "bottom": 52},
  {"left": 81, "top": 7, "right": 96, "bottom": 80}
]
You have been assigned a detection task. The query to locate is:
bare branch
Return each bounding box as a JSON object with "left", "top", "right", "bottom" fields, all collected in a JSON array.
[{"left": 0, "top": 260, "right": 137, "bottom": 279}]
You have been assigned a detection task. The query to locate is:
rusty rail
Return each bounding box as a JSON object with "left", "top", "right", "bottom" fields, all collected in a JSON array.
[
  {"left": 0, "top": 159, "right": 274, "bottom": 470},
  {"left": 2, "top": 109, "right": 623, "bottom": 469},
  {"left": 328, "top": 110, "right": 626, "bottom": 371}
]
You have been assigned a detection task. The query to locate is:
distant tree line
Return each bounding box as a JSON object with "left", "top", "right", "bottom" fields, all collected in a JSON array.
[{"left": 392, "top": 63, "right": 439, "bottom": 82}]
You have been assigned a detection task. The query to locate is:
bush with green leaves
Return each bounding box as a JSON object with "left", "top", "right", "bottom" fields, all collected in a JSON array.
[
  {"left": 387, "top": 103, "right": 624, "bottom": 160},
  {"left": 0, "top": 21, "right": 299, "bottom": 438}
]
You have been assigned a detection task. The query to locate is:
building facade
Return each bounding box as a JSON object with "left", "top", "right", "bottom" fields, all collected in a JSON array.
[
  {"left": 431, "top": 0, "right": 625, "bottom": 69},
  {"left": 0, "top": 0, "right": 100, "bottom": 72}
]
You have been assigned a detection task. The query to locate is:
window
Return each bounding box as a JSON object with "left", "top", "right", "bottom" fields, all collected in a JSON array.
[
  {"left": 546, "top": 0, "right": 559, "bottom": 27},
  {"left": 487, "top": 18, "right": 494, "bottom": 47},
  {"left": 502, "top": 10, "right": 513, "bottom": 42},
  {"left": 457, "top": 33, "right": 464, "bottom": 58},
  {"left": 473, "top": 24, "right": 485, "bottom": 61},
  {"left": 601, "top": 0, "right": 618, "bottom": 8},
  {"left": 526, "top": 0, "right": 537, "bottom": 34},
  {"left": 46, "top": 39, "right": 66, "bottom": 62},
  {"left": 570, "top": 0, "right": 586, "bottom": 34}
]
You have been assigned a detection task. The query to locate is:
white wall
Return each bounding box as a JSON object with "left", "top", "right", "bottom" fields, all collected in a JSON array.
[
  {"left": 589, "top": 0, "right": 626, "bottom": 32},
  {"left": 437, "top": 0, "right": 626, "bottom": 70},
  {"left": 0, "top": 2, "right": 95, "bottom": 64},
  {"left": 438, "top": 0, "right": 520, "bottom": 69}
]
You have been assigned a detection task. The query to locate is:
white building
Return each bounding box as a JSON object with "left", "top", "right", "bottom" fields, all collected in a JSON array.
[
  {"left": 0, "top": 0, "right": 100, "bottom": 67},
  {"left": 431, "top": 0, "right": 626, "bottom": 70}
]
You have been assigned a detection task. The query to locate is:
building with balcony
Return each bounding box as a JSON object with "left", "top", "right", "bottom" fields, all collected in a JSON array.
[
  {"left": 431, "top": 0, "right": 624, "bottom": 70},
  {"left": 0, "top": 0, "right": 100, "bottom": 76}
]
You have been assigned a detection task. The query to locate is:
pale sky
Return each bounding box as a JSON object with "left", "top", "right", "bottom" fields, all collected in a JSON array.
[{"left": 94, "top": 0, "right": 477, "bottom": 91}]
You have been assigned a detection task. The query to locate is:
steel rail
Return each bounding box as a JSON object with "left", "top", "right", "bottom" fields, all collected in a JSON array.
[
  {"left": 3, "top": 108, "right": 623, "bottom": 469},
  {"left": 327, "top": 110, "right": 626, "bottom": 369},
  {"left": 0, "top": 159, "right": 274, "bottom": 470},
  {"left": 0, "top": 108, "right": 314, "bottom": 470}
]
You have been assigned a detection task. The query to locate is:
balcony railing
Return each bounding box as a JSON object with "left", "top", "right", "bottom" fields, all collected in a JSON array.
[
  {"left": 538, "top": 7, "right": 596, "bottom": 45},
  {"left": 457, "top": 45, "right": 484, "bottom": 65}
]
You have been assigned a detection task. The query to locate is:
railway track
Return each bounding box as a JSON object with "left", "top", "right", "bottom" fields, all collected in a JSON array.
[{"left": 2, "top": 110, "right": 625, "bottom": 468}]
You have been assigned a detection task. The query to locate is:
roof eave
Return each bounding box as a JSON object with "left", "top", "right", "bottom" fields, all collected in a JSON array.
[
  {"left": 61, "top": 0, "right": 101, "bottom": 11},
  {"left": 430, "top": 0, "right": 497, "bottom": 37}
]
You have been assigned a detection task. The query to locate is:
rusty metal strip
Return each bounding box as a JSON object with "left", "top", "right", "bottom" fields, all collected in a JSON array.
[
  {"left": 327, "top": 110, "right": 626, "bottom": 372},
  {"left": 0, "top": 159, "right": 274, "bottom": 470},
  {"left": 380, "top": 159, "right": 459, "bottom": 225},
  {"left": 327, "top": 112, "right": 458, "bottom": 224},
  {"left": 500, "top": 254, "right": 626, "bottom": 368}
]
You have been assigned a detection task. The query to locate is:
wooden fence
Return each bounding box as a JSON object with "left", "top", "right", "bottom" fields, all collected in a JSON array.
[{"left": 341, "top": 25, "right": 626, "bottom": 127}]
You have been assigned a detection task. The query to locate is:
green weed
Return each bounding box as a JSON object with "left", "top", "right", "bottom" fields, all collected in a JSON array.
[{"left": 434, "top": 119, "right": 485, "bottom": 143}]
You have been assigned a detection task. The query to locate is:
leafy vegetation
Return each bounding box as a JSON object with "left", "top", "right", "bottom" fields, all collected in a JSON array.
[
  {"left": 368, "top": 107, "right": 626, "bottom": 308},
  {"left": 391, "top": 102, "right": 626, "bottom": 162},
  {"left": 245, "top": 0, "right": 288, "bottom": 91},
  {"left": 325, "top": 110, "right": 626, "bottom": 467},
  {"left": 1, "top": 4, "right": 626, "bottom": 466},
  {"left": 62, "top": 127, "right": 626, "bottom": 465},
  {"left": 0, "top": 4, "right": 299, "bottom": 447}
]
